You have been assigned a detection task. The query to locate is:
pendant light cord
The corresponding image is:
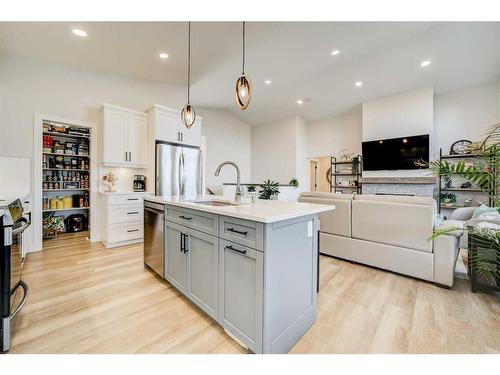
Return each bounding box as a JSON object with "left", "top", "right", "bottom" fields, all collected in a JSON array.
[
  {"left": 187, "top": 21, "right": 191, "bottom": 104},
  {"left": 242, "top": 21, "right": 245, "bottom": 75}
]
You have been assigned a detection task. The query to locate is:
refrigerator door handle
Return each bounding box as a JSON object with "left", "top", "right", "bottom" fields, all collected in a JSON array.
[{"left": 180, "top": 152, "right": 186, "bottom": 195}]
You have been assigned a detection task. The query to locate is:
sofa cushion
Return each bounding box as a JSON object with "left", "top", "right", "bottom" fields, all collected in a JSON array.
[
  {"left": 298, "top": 192, "right": 354, "bottom": 200},
  {"left": 298, "top": 194, "right": 352, "bottom": 237},
  {"left": 352, "top": 198, "right": 435, "bottom": 252}
]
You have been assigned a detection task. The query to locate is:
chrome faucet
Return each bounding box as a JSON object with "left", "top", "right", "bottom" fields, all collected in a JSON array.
[{"left": 214, "top": 161, "right": 243, "bottom": 202}]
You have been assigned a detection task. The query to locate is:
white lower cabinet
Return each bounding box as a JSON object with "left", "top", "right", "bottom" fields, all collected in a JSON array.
[{"left": 101, "top": 192, "right": 151, "bottom": 248}]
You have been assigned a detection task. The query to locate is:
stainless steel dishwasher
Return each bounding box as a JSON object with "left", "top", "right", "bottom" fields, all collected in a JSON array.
[{"left": 143, "top": 201, "right": 165, "bottom": 277}]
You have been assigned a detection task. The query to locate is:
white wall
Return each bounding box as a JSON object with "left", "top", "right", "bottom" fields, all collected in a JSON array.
[
  {"left": 434, "top": 81, "right": 500, "bottom": 157},
  {"left": 251, "top": 117, "right": 299, "bottom": 184},
  {"left": 307, "top": 107, "right": 362, "bottom": 158},
  {"left": 197, "top": 108, "right": 251, "bottom": 193}
]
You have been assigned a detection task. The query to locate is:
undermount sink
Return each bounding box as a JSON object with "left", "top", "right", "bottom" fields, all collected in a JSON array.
[{"left": 192, "top": 200, "right": 238, "bottom": 207}]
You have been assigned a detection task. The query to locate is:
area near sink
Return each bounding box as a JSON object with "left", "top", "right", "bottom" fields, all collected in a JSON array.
[{"left": 143, "top": 195, "right": 334, "bottom": 353}]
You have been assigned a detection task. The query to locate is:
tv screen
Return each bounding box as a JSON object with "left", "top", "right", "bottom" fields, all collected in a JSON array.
[{"left": 362, "top": 134, "right": 429, "bottom": 171}]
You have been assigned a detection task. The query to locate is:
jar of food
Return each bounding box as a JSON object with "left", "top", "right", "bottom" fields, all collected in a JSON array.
[{"left": 56, "top": 197, "right": 64, "bottom": 209}]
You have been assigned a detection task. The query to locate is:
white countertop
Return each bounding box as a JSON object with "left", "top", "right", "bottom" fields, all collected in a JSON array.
[
  {"left": 99, "top": 191, "right": 153, "bottom": 195},
  {"left": 144, "top": 195, "right": 335, "bottom": 223}
]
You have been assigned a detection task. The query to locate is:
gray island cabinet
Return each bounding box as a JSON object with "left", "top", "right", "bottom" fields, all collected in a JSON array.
[{"left": 144, "top": 196, "right": 333, "bottom": 354}]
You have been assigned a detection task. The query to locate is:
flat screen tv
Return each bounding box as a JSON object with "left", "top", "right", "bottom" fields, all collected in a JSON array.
[{"left": 362, "top": 134, "right": 429, "bottom": 171}]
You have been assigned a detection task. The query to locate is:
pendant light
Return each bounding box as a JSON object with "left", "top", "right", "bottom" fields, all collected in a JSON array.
[
  {"left": 235, "top": 21, "right": 252, "bottom": 110},
  {"left": 181, "top": 22, "right": 196, "bottom": 128}
]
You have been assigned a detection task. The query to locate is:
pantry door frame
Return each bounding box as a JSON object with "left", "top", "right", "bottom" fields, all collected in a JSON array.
[{"left": 33, "top": 113, "right": 98, "bottom": 252}]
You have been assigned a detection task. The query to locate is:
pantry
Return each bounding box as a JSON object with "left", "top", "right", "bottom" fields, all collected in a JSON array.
[{"left": 41, "top": 120, "right": 92, "bottom": 241}]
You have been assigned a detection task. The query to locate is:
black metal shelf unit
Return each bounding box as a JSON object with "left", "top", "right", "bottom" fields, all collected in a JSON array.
[
  {"left": 330, "top": 156, "right": 362, "bottom": 194},
  {"left": 437, "top": 148, "right": 491, "bottom": 213}
]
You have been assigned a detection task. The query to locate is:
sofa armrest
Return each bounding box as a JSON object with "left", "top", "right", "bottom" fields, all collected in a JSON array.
[{"left": 433, "top": 234, "right": 460, "bottom": 287}]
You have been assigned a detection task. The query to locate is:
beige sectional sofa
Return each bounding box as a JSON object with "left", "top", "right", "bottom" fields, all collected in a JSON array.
[{"left": 298, "top": 192, "right": 462, "bottom": 287}]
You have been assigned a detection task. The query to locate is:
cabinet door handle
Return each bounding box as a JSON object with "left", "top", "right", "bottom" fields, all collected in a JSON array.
[
  {"left": 227, "top": 227, "right": 248, "bottom": 236},
  {"left": 125, "top": 151, "right": 128, "bottom": 162},
  {"left": 127, "top": 211, "right": 139, "bottom": 215},
  {"left": 177, "top": 131, "right": 180, "bottom": 141},
  {"left": 179, "top": 215, "right": 192, "bottom": 221},
  {"left": 127, "top": 229, "right": 139, "bottom": 233},
  {"left": 180, "top": 232, "right": 184, "bottom": 253},
  {"left": 127, "top": 198, "right": 139, "bottom": 201},
  {"left": 181, "top": 132, "right": 183, "bottom": 142},
  {"left": 224, "top": 245, "right": 247, "bottom": 255},
  {"left": 129, "top": 152, "right": 132, "bottom": 162}
]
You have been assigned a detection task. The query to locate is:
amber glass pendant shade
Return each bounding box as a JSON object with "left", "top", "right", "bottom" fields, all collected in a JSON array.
[
  {"left": 235, "top": 74, "right": 252, "bottom": 110},
  {"left": 181, "top": 103, "right": 196, "bottom": 128}
]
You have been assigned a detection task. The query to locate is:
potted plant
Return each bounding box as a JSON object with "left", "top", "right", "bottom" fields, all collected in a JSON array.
[
  {"left": 289, "top": 178, "right": 299, "bottom": 188},
  {"left": 351, "top": 155, "right": 361, "bottom": 175},
  {"left": 429, "top": 124, "right": 499, "bottom": 292},
  {"left": 259, "top": 179, "right": 280, "bottom": 200},
  {"left": 246, "top": 184, "right": 257, "bottom": 192}
]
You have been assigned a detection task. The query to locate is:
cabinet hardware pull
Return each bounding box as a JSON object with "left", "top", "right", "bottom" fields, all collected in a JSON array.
[
  {"left": 129, "top": 152, "right": 131, "bottom": 161},
  {"left": 227, "top": 227, "right": 248, "bottom": 236},
  {"left": 224, "top": 245, "right": 247, "bottom": 255},
  {"left": 125, "top": 151, "right": 128, "bottom": 161},
  {"left": 127, "top": 198, "right": 139, "bottom": 201},
  {"left": 127, "top": 229, "right": 139, "bottom": 233},
  {"left": 127, "top": 211, "right": 139, "bottom": 214},
  {"left": 180, "top": 232, "right": 184, "bottom": 253},
  {"left": 179, "top": 215, "right": 192, "bottom": 220},
  {"left": 181, "top": 132, "right": 183, "bottom": 142}
]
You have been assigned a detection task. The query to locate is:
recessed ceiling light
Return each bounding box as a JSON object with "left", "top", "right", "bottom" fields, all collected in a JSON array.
[
  {"left": 355, "top": 81, "right": 363, "bottom": 87},
  {"left": 297, "top": 100, "right": 304, "bottom": 105},
  {"left": 420, "top": 60, "right": 431, "bottom": 67},
  {"left": 159, "top": 52, "right": 169, "bottom": 60},
  {"left": 331, "top": 49, "right": 340, "bottom": 56},
  {"left": 264, "top": 80, "right": 272, "bottom": 85},
  {"left": 72, "top": 28, "right": 87, "bottom": 37}
]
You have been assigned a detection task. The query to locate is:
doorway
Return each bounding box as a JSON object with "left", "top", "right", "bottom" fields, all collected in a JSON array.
[{"left": 309, "top": 157, "right": 331, "bottom": 192}]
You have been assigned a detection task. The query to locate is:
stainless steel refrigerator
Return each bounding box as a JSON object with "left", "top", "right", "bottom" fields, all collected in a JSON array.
[{"left": 156, "top": 143, "right": 203, "bottom": 196}]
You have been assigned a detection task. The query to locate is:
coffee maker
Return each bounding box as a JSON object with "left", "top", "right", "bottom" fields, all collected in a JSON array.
[{"left": 133, "top": 175, "right": 146, "bottom": 192}]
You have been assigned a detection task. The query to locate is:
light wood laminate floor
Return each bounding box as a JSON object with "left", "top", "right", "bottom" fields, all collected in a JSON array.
[{"left": 10, "top": 232, "right": 500, "bottom": 354}]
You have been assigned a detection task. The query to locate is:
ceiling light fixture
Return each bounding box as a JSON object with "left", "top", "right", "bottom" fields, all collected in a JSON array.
[
  {"left": 159, "top": 52, "right": 169, "bottom": 60},
  {"left": 420, "top": 60, "right": 431, "bottom": 67},
  {"left": 264, "top": 80, "right": 272, "bottom": 85},
  {"left": 235, "top": 22, "right": 252, "bottom": 110},
  {"left": 72, "top": 28, "right": 87, "bottom": 37},
  {"left": 331, "top": 49, "right": 340, "bottom": 56},
  {"left": 180, "top": 22, "right": 196, "bottom": 129},
  {"left": 355, "top": 81, "right": 363, "bottom": 87},
  {"left": 297, "top": 100, "right": 304, "bottom": 105}
]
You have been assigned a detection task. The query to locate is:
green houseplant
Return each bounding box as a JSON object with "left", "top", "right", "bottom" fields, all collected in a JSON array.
[
  {"left": 429, "top": 124, "right": 500, "bottom": 289},
  {"left": 259, "top": 179, "right": 280, "bottom": 200},
  {"left": 289, "top": 178, "right": 299, "bottom": 188},
  {"left": 246, "top": 184, "right": 257, "bottom": 192}
]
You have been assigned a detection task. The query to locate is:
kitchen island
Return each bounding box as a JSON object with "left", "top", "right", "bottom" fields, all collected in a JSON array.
[{"left": 143, "top": 195, "right": 334, "bottom": 354}]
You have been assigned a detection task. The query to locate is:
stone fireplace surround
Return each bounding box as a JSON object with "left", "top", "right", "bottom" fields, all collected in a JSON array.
[{"left": 360, "top": 177, "right": 437, "bottom": 198}]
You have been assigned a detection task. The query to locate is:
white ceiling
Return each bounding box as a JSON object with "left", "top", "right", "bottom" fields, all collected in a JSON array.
[{"left": 1, "top": 22, "right": 499, "bottom": 125}]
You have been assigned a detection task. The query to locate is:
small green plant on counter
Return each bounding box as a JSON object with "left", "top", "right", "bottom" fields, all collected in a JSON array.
[
  {"left": 259, "top": 179, "right": 280, "bottom": 200},
  {"left": 246, "top": 184, "right": 257, "bottom": 192},
  {"left": 289, "top": 178, "right": 299, "bottom": 188}
]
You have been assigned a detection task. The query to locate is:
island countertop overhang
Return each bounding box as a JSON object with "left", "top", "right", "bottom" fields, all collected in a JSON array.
[{"left": 144, "top": 195, "right": 335, "bottom": 223}]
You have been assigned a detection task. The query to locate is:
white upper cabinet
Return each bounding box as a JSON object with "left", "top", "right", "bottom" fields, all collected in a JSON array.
[
  {"left": 101, "top": 104, "right": 148, "bottom": 168},
  {"left": 127, "top": 113, "right": 148, "bottom": 167},
  {"left": 148, "top": 104, "right": 202, "bottom": 147}
]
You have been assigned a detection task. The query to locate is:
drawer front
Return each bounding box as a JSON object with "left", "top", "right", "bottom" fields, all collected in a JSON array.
[
  {"left": 219, "top": 216, "right": 263, "bottom": 251},
  {"left": 108, "top": 194, "right": 146, "bottom": 206},
  {"left": 108, "top": 222, "right": 144, "bottom": 243},
  {"left": 108, "top": 205, "right": 143, "bottom": 224},
  {"left": 166, "top": 206, "right": 217, "bottom": 235}
]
